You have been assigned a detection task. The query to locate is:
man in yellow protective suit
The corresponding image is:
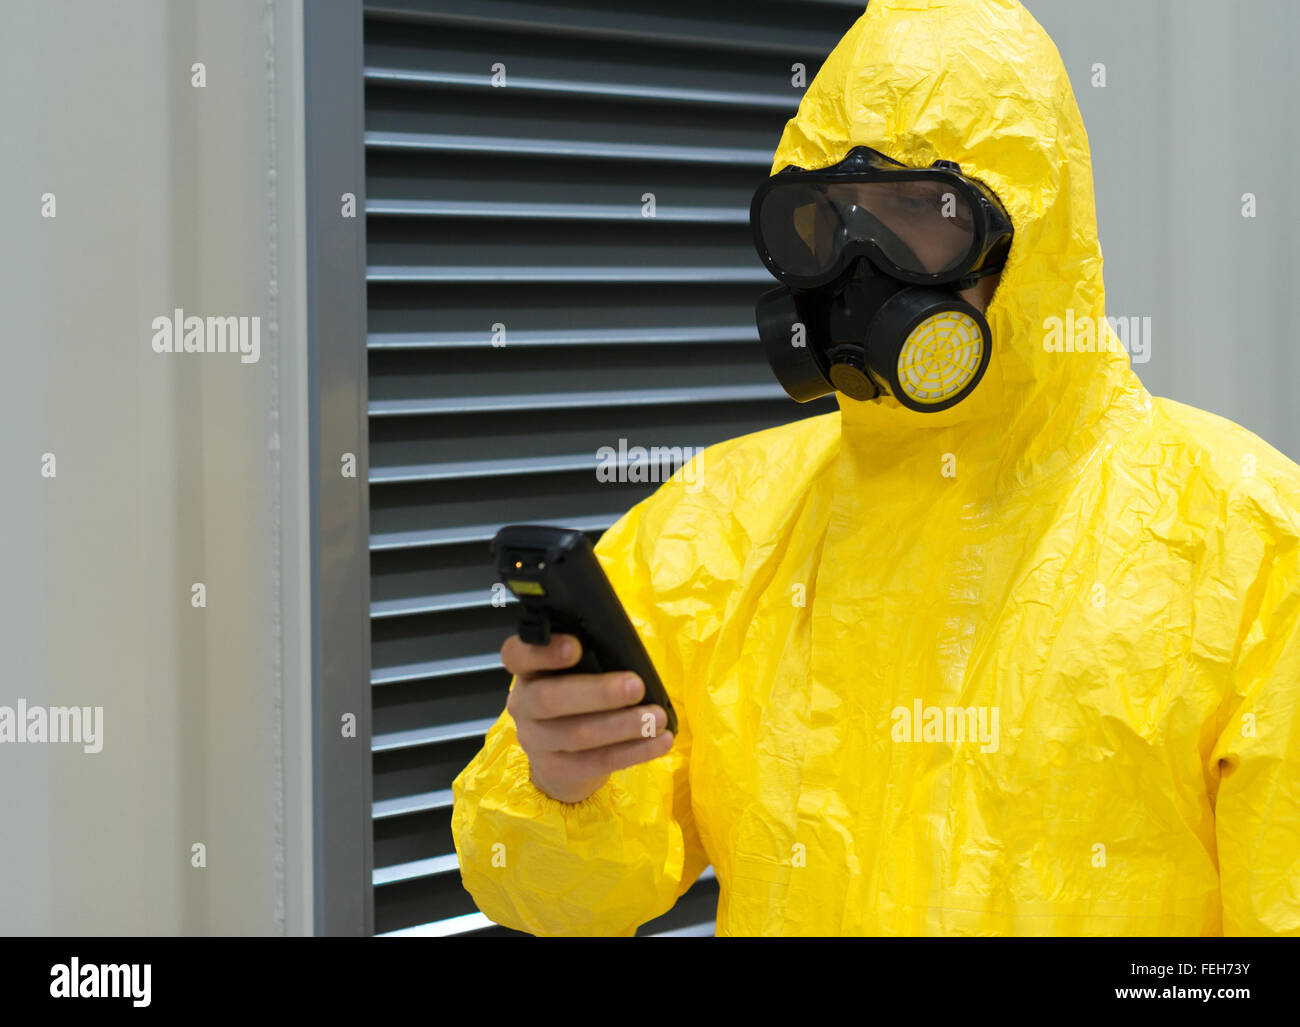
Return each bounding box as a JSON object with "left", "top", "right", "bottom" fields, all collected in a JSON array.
[{"left": 452, "top": 0, "right": 1300, "bottom": 935}]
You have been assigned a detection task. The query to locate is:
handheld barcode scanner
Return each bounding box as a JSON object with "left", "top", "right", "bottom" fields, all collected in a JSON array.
[{"left": 491, "top": 524, "right": 679, "bottom": 737}]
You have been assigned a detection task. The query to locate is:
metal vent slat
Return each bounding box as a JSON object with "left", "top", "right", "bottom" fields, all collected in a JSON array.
[
  {"left": 374, "top": 788, "right": 454, "bottom": 820},
  {"left": 375, "top": 854, "right": 461, "bottom": 886},
  {"left": 370, "top": 384, "right": 786, "bottom": 417},
  {"left": 376, "top": 912, "right": 495, "bottom": 937},
  {"left": 366, "top": 264, "right": 772, "bottom": 284},
  {"left": 365, "top": 0, "right": 856, "bottom": 56},
  {"left": 367, "top": 199, "right": 748, "bottom": 223},
  {"left": 368, "top": 326, "right": 757, "bottom": 350},
  {"left": 365, "top": 131, "right": 774, "bottom": 166},
  {"left": 372, "top": 652, "right": 503, "bottom": 687},
  {"left": 372, "top": 451, "right": 643, "bottom": 484},
  {"left": 371, "top": 587, "right": 513, "bottom": 619},
  {"left": 370, "top": 512, "right": 619, "bottom": 553},
  {"left": 365, "top": 68, "right": 799, "bottom": 113},
  {"left": 371, "top": 449, "right": 711, "bottom": 489},
  {"left": 364, "top": 0, "right": 853, "bottom": 937},
  {"left": 652, "top": 921, "right": 720, "bottom": 937},
  {"left": 373, "top": 717, "right": 500, "bottom": 753},
  {"left": 374, "top": 852, "right": 717, "bottom": 890}
]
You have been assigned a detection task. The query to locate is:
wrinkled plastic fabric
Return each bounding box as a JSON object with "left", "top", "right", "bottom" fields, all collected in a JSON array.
[{"left": 451, "top": 0, "right": 1300, "bottom": 935}]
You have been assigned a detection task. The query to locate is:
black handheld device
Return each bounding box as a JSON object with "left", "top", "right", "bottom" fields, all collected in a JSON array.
[{"left": 491, "top": 524, "right": 678, "bottom": 737}]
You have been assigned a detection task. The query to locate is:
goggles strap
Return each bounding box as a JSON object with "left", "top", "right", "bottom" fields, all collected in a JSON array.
[{"left": 954, "top": 263, "right": 1005, "bottom": 291}]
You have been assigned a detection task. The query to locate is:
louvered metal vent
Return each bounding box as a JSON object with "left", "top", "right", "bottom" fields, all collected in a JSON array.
[{"left": 363, "top": 0, "right": 862, "bottom": 937}]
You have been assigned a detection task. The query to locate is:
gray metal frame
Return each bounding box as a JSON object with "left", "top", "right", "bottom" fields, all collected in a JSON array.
[{"left": 305, "top": 0, "right": 374, "bottom": 936}]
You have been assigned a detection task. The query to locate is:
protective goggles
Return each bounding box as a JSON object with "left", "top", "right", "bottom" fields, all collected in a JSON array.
[{"left": 750, "top": 146, "right": 1014, "bottom": 289}]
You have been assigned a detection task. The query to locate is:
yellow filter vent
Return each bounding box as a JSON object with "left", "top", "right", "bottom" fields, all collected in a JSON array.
[{"left": 897, "top": 309, "right": 985, "bottom": 403}]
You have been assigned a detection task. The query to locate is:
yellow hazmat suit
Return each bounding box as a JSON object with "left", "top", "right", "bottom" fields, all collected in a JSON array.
[{"left": 452, "top": 0, "right": 1300, "bottom": 935}]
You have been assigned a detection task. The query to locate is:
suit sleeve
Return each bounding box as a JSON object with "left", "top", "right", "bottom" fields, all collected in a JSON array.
[
  {"left": 1210, "top": 561, "right": 1300, "bottom": 936},
  {"left": 451, "top": 473, "right": 711, "bottom": 936}
]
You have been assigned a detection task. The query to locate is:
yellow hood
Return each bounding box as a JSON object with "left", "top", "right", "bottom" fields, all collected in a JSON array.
[
  {"left": 773, "top": 0, "right": 1149, "bottom": 488},
  {"left": 453, "top": 0, "right": 1300, "bottom": 936}
]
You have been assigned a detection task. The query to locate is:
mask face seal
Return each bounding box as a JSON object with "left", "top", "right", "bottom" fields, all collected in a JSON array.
[{"left": 750, "top": 146, "right": 1011, "bottom": 412}]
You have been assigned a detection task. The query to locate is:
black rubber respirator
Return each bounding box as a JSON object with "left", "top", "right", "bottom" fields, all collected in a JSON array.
[{"left": 751, "top": 146, "right": 1013, "bottom": 411}]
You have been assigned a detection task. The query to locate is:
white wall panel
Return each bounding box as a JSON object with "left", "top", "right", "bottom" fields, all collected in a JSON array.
[{"left": 0, "top": 0, "right": 312, "bottom": 935}]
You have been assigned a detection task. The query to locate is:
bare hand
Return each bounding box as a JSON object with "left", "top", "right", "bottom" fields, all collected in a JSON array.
[{"left": 502, "top": 633, "right": 675, "bottom": 804}]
